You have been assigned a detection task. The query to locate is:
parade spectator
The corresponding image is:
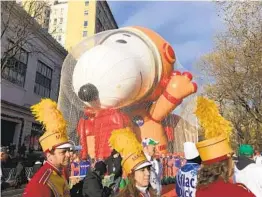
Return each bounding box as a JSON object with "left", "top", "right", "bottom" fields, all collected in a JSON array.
[
  {"left": 254, "top": 151, "right": 262, "bottom": 165},
  {"left": 0, "top": 146, "right": 9, "bottom": 162},
  {"left": 31, "top": 159, "right": 43, "bottom": 178},
  {"left": 196, "top": 136, "right": 255, "bottom": 197},
  {"left": 9, "top": 143, "right": 16, "bottom": 156},
  {"left": 14, "top": 157, "right": 26, "bottom": 189},
  {"left": 1, "top": 146, "right": 10, "bottom": 190},
  {"left": 23, "top": 99, "right": 73, "bottom": 197},
  {"left": 158, "top": 155, "right": 164, "bottom": 180},
  {"left": 91, "top": 158, "right": 96, "bottom": 169},
  {"left": 162, "top": 154, "right": 168, "bottom": 178},
  {"left": 69, "top": 150, "right": 83, "bottom": 197},
  {"left": 71, "top": 153, "right": 81, "bottom": 177},
  {"left": 167, "top": 154, "right": 174, "bottom": 177},
  {"left": 174, "top": 155, "right": 182, "bottom": 176},
  {"left": 233, "top": 144, "right": 262, "bottom": 197},
  {"left": 19, "top": 144, "right": 27, "bottom": 158},
  {"left": 155, "top": 155, "right": 163, "bottom": 182},
  {"left": 79, "top": 159, "right": 91, "bottom": 178},
  {"left": 105, "top": 149, "right": 123, "bottom": 192},
  {"left": 238, "top": 144, "right": 254, "bottom": 159},
  {"left": 175, "top": 142, "right": 201, "bottom": 197},
  {"left": 82, "top": 161, "right": 113, "bottom": 197},
  {"left": 142, "top": 138, "right": 162, "bottom": 195}
]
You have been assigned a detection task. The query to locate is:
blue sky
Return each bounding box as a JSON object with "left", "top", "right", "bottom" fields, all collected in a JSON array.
[{"left": 108, "top": 1, "right": 224, "bottom": 78}]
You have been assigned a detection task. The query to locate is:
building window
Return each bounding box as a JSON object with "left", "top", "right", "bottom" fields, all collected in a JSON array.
[
  {"left": 84, "top": 21, "right": 88, "bottom": 27},
  {"left": 85, "top": 1, "right": 89, "bottom": 6},
  {"left": 59, "top": 18, "right": 63, "bottom": 24},
  {"left": 34, "top": 61, "right": 52, "bottom": 98},
  {"left": 2, "top": 43, "right": 28, "bottom": 87},
  {"left": 54, "top": 18, "right": 57, "bottom": 25},
  {"left": 83, "top": 31, "right": 88, "bottom": 37},
  {"left": 84, "top": 10, "right": 88, "bottom": 15}
]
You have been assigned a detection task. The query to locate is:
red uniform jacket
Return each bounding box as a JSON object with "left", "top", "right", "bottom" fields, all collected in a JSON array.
[
  {"left": 23, "top": 162, "right": 70, "bottom": 197},
  {"left": 196, "top": 180, "right": 255, "bottom": 197}
]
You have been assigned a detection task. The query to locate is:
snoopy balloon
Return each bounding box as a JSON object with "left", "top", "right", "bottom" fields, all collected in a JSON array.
[{"left": 58, "top": 26, "right": 197, "bottom": 160}]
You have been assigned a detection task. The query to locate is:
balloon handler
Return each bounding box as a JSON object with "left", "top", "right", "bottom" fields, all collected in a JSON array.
[{"left": 23, "top": 99, "right": 73, "bottom": 197}]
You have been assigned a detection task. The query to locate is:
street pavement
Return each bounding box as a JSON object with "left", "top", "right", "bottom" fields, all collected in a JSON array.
[
  {"left": 1, "top": 185, "right": 25, "bottom": 197},
  {"left": 162, "top": 184, "right": 177, "bottom": 197}
]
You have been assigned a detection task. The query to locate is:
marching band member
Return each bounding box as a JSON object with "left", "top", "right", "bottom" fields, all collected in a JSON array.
[
  {"left": 194, "top": 97, "right": 255, "bottom": 197},
  {"left": 196, "top": 136, "right": 255, "bottom": 197},
  {"left": 23, "top": 99, "right": 72, "bottom": 197},
  {"left": 109, "top": 127, "right": 157, "bottom": 197}
]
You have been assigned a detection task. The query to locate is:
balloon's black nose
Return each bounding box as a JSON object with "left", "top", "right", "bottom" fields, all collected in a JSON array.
[{"left": 78, "top": 83, "right": 99, "bottom": 102}]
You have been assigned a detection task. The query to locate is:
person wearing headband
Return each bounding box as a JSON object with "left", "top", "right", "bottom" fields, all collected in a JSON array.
[{"left": 23, "top": 99, "right": 73, "bottom": 197}]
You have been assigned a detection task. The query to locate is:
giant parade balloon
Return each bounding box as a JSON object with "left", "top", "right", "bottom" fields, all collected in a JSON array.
[{"left": 57, "top": 26, "right": 197, "bottom": 159}]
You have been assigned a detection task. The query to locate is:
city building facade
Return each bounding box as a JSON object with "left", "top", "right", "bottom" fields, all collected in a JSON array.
[
  {"left": 48, "top": 0, "right": 118, "bottom": 51},
  {"left": 1, "top": 2, "right": 67, "bottom": 151},
  {"left": 18, "top": 0, "right": 53, "bottom": 31}
]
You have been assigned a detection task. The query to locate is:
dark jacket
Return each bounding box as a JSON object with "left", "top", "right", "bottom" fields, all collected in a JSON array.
[
  {"left": 104, "top": 153, "right": 122, "bottom": 180},
  {"left": 235, "top": 156, "right": 255, "bottom": 170},
  {"left": 82, "top": 170, "right": 112, "bottom": 197}
]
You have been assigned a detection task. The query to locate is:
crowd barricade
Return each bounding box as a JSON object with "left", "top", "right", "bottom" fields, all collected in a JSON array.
[
  {"left": 25, "top": 167, "right": 33, "bottom": 181},
  {"left": 2, "top": 168, "right": 17, "bottom": 186}
]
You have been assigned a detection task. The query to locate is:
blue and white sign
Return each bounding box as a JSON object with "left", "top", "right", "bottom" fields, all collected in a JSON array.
[{"left": 175, "top": 163, "right": 200, "bottom": 197}]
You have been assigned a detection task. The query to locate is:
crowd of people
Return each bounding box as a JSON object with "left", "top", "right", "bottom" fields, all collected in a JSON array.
[
  {"left": 1, "top": 133, "right": 262, "bottom": 197},
  {"left": 1, "top": 134, "right": 262, "bottom": 197}
]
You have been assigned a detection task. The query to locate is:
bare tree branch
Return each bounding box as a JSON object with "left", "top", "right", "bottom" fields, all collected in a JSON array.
[{"left": 1, "top": 1, "right": 53, "bottom": 72}]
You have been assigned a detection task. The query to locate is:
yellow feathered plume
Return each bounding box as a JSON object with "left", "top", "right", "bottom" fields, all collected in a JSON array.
[
  {"left": 31, "top": 99, "right": 67, "bottom": 134},
  {"left": 109, "top": 127, "right": 143, "bottom": 157},
  {"left": 194, "top": 96, "right": 232, "bottom": 141}
]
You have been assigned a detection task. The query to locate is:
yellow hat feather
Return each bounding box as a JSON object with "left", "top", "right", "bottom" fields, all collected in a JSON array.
[
  {"left": 109, "top": 127, "right": 147, "bottom": 174},
  {"left": 31, "top": 99, "right": 67, "bottom": 134},
  {"left": 109, "top": 127, "right": 143, "bottom": 156},
  {"left": 194, "top": 96, "right": 232, "bottom": 141}
]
